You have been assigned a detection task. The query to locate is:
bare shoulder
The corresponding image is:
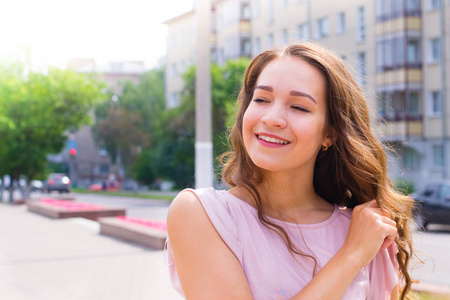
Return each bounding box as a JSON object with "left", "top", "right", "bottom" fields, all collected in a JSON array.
[
  {"left": 167, "top": 190, "right": 253, "bottom": 299},
  {"left": 167, "top": 190, "right": 206, "bottom": 231}
]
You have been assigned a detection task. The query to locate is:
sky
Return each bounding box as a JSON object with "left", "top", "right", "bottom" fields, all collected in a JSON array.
[{"left": 0, "top": 0, "right": 193, "bottom": 70}]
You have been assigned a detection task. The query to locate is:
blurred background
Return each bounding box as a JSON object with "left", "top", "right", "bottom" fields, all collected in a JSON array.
[{"left": 1, "top": 0, "right": 450, "bottom": 299}]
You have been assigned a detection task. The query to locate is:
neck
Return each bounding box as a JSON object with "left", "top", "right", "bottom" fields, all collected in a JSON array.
[{"left": 259, "top": 168, "right": 319, "bottom": 212}]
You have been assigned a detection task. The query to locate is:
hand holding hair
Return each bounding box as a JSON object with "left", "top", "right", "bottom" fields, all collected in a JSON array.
[{"left": 341, "top": 200, "right": 398, "bottom": 269}]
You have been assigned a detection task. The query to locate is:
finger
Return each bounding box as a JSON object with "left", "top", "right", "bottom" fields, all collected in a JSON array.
[
  {"left": 371, "top": 207, "right": 395, "bottom": 221},
  {"left": 381, "top": 224, "right": 398, "bottom": 249},
  {"left": 380, "top": 216, "right": 397, "bottom": 227},
  {"left": 380, "top": 237, "right": 395, "bottom": 249}
]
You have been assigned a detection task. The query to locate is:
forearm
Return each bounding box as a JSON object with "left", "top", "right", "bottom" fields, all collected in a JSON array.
[{"left": 291, "top": 246, "right": 363, "bottom": 300}]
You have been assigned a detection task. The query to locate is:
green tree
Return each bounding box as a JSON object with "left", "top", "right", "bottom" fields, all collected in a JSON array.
[
  {"left": 94, "top": 68, "right": 165, "bottom": 180},
  {"left": 93, "top": 59, "right": 249, "bottom": 189},
  {"left": 0, "top": 64, "right": 104, "bottom": 201},
  {"left": 95, "top": 106, "right": 150, "bottom": 175}
]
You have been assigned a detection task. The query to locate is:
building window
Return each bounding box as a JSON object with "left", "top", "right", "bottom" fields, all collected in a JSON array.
[
  {"left": 427, "top": 0, "right": 442, "bottom": 10},
  {"left": 336, "top": 12, "right": 346, "bottom": 34},
  {"left": 315, "top": 17, "right": 329, "bottom": 39},
  {"left": 211, "top": 48, "right": 217, "bottom": 63},
  {"left": 180, "top": 60, "right": 186, "bottom": 74},
  {"left": 267, "top": 33, "right": 274, "bottom": 48},
  {"left": 433, "top": 145, "right": 444, "bottom": 167},
  {"left": 281, "top": 28, "right": 289, "bottom": 45},
  {"left": 377, "top": 92, "right": 393, "bottom": 120},
  {"left": 408, "top": 91, "right": 420, "bottom": 116},
  {"left": 267, "top": 0, "right": 274, "bottom": 24},
  {"left": 406, "top": 0, "right": 421, "bottom": 16},
  {"left": 254, "top": 37, "right": 261, "bottom": 56},
  {"left": 98, "top": 146, "right": 108, "bottom": 157},
  {"left": 403, "top": 147, "right": 420, "bottom": 169},
  {"left": 99, "top": 164, "right": 109, "bottom": 175},
  {"left": 170, "top": 92, "right": 179, "bottom": 108},
  {"left": 171, "top": 63, "right": 177, "bottom": 78},
  {"left": 408, "top": 39, "right": 420, "bottom": 65},
  {"left": 394, "top": 38, "right": 405, "bottom": 69},
  {"left": 377, "top": 91, "right": 422, "bottom": 121},
  {"left": 296, "top": 23, "right": 310, "bottom": 40},
  {"left": 428, "top": 37, "right": 441, "bottom": 63},
  {"left": 356, "top": 6, "right": 366, "bottom": 42},
  {"left": 429, "top": 91, "right": 442, "bottom": 115},
  {"left": 242, "top": 38, "right": 251, "bottom": 57},
  {"left": 377, "top": 37, "right": 421, "bottom": 72},
  {"left": 253, "top": 0, "right": 260, "bottom": 19},
  {"left": 376, "top": 0, "right": 421, "bottom": 21},
  {"left": 357, "top": 52, "right": 367, "bottom": 85},
  {"left": 242, "top": 3, "right": 251, "bottom": 20}
]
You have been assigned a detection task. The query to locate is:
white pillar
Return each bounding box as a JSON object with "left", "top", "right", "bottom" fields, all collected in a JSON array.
[{"left": 195, "top": 0, "right": 214, "bottom": 188}]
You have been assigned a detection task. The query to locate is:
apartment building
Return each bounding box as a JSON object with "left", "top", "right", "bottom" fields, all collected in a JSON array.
[
  {"left": 164, "top": 0, "right": 251, "bottom": 109},
  {"left": 165, "top": 0, "right": 450, "bottom": 189}
]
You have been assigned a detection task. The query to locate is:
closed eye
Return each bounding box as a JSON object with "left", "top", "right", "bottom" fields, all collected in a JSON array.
[
  {"left": 292, "top": 106, "right": 310, "bottom": 112},
  {"left": 253, "top": 98, "right": 268, "bottom": 103}
]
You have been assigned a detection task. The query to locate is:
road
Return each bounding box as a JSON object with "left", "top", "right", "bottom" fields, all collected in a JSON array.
[{"left": 412, "top": 224, "right": 450, "bottom": 288}]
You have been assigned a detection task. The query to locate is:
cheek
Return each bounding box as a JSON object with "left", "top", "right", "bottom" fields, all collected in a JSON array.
[{"left": 242, "top": 110, "right": 253, "bottom": 146}]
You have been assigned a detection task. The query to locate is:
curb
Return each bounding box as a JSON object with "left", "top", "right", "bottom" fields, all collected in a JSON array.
[{"left": 412, "top": 282, "right": 450, "bottom": 296}]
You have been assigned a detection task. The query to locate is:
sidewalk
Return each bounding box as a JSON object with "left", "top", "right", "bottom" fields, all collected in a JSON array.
[
  {"left": 0, "top": 203, "right": 183, "bottom": 300},
  {"left": 1, "top": 200, "right": 448, "bottom": 299}
]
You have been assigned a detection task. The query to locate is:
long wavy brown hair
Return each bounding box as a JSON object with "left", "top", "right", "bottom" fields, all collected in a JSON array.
[{"left": 221, "top": 42, "right": 415, "bottom": 298}]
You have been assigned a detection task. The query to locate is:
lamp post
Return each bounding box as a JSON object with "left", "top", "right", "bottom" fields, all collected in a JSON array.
[
  {"left": 195, "top": 0, "right": 214, "bottom": 188},
  {"left": 111, "top": 94, "right": 123, "bottom": 180}
]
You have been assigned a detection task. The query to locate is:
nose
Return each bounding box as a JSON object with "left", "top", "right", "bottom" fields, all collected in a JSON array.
[{"left": 261, "top": 105, "right": 287, "bottom": 128}]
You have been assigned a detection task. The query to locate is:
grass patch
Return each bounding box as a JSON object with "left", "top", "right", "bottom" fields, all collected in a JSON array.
[
  {"left": 412, "top": 291, "right": 450, "bottom": 300},
  {"left": 72, "top": 188, "right": 175, "bottom": 201}
]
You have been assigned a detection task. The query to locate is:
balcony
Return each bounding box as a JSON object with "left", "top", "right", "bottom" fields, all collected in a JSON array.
[{"left": 376, "top": 119, "right": 423, "bottom": 142}]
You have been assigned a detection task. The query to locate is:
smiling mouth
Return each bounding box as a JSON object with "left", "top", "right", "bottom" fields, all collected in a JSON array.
[{"left": 256, "top": 134, "right": 290, "bottom": 145}]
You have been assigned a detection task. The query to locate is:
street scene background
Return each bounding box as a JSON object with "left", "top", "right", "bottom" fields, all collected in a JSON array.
[{"left": 2, "top": 0, "right": 450, "bottom": 299}]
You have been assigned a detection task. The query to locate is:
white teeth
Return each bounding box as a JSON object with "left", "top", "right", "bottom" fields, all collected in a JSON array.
[{"left": 257, "top": 135, "right": 289, "bottom": 144}]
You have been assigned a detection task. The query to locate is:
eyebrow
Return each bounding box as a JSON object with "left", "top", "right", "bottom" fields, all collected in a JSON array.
[{"left": 255, "top": 85, "right": 317, "bottom": 104}]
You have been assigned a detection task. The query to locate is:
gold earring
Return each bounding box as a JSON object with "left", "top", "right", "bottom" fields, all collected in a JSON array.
[{"left": 322, "top": 145, "right": 329, "bottom": 151}]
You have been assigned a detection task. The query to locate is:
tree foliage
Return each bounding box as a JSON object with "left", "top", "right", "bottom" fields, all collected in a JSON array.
[
  {"left": 93, "top": 58, "right": 249, "bottom": 189},
  {"left": 93, "top": 68, "right": 165, "bottom": 180},
  {"left": 0, "top": 63, "right": 104, "bottom": 198}
]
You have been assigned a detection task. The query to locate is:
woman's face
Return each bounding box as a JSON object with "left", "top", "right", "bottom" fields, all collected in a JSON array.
[{"left": 242, "top": 56, "right": 331, "bottom": 174}]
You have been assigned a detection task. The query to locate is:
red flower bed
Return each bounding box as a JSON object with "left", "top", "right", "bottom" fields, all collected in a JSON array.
[
  {"left": 116, "top": 216, "right": 167, "bottom": 232},
  {"left": 40, "top": 198, "right": 105, "bottom": 211}
]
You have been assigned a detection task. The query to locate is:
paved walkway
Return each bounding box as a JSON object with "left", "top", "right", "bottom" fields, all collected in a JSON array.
[
  {"left": 1, "top": 196, "right": 449, "bottom": 299},
  {"left": 0, "top": 203, "right": 183, "bottom": 300}
]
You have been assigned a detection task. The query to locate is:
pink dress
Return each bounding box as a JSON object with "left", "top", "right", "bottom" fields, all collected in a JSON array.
[{"left": 166, "top": 188, "right": 399, "bottom": 299}]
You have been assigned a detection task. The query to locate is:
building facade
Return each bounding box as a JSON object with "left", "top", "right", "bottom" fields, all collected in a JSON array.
[{"left": 165, "top": 0, "right": 450, "bottom": 190}]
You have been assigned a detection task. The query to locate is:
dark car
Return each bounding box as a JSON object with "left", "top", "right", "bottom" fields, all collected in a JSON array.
[
  {"left": 43, "top": 173, "right": 71, "bottom": 193},
  {"left": 412, "top": 182, "right": 450, "bottom": 230}
]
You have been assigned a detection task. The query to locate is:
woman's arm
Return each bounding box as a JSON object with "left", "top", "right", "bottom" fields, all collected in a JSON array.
[
  {"left": 167, "top": 191, "right": 254, "bottom": 299},
  {"left": 168, "top": 194, "right": 397, "bottom": 300},
  {"left": 291, "top": 200, "right": 398, "bottom": 299},
  {"left": 390, "top": 285, "right": 399, "bottom": 299}
]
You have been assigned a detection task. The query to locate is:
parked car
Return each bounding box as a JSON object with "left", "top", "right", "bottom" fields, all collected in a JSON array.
[
  {"left": 412, "top": 181, "right": 450, "bottom": 230},
  {"left": 43, "top": 173, "right": 71, "bottom": 193},
  {"left": 88, "top": 180, "right": 119, "bottom": 192}
]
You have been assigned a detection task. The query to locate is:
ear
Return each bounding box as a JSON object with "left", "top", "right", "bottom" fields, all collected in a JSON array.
[{"left": 322, "top": 126, "right": 337, "bottom": 148}]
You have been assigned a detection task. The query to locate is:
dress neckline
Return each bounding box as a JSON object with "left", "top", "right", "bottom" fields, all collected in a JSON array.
[{"left": 217, "top": 188, "right": 340, "bottom": 229}]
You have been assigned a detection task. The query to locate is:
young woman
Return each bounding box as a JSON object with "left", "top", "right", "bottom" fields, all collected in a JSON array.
[{"left": 166, "top": 42, "right": 415, "bottom": 299}]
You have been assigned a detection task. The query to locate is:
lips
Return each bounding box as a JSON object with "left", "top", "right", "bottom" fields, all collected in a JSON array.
[{"left": 256, "top": 133, "right": 291, "bottom": 145}]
